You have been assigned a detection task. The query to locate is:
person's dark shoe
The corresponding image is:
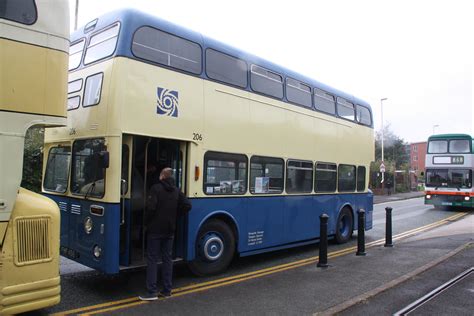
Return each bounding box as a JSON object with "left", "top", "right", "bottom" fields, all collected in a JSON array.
[
  {"left": 158, "top": 291, "right": 171, "bottom": 298},
  {"left": 139, "top": 292, "right": 158, "bottom": 301}
]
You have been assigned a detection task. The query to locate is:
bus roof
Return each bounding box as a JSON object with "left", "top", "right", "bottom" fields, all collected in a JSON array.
[
  {"left": 71, "top": 8, "right": 371, "bottom": 109},
  {"left": 428, "top": 134, "right": 473, "bottom": 141}
]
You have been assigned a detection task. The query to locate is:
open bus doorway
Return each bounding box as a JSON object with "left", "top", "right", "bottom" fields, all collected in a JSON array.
[{"left": 120, "top": 135, "right": 186, "bottom": 268}]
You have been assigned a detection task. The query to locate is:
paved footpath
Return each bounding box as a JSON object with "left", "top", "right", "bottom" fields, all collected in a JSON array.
[
  {"left": 374, "top": 191, "right": 425, "bottom": 205},
  {"left": 111, "top": 208, "right": 472, "bottom": 315}
]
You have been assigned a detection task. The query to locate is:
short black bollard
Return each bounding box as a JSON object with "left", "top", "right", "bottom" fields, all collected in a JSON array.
[
  {"left": 317, "top": 213, "right": 329, "bottom": 268},
  {"left": 384, "top": 207, "right": 393, "bottom": 247},
  {"left": 356, "top": 209, "right": 366, "bottom": 256}
]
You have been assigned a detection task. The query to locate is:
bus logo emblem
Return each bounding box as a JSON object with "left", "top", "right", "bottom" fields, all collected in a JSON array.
[{"left": 157, "top": 87, "right": 179, "bottom": 117}]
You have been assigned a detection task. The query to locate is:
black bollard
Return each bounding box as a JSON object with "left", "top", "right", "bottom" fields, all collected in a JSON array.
[
  {"left": 356, "top": 209, "right": 366, "bottom": 256},
  {"left": 384, "top": 207, "right": 393, "bottom": 247},
  {"left": 317, "top": 213, "right": 329, "bottom": 268}
]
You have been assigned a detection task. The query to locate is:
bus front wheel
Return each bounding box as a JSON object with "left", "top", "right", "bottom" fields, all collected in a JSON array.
[
  {"left": 188, "top": 219, "right": 235, "bottom": 276},
  {"left": 335, "top": 207, "right": 353, "bottom": 244}
]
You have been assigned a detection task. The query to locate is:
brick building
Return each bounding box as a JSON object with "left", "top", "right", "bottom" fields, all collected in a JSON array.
[{"left": 409, "top": 141, "right": 427, "bottom": 189}]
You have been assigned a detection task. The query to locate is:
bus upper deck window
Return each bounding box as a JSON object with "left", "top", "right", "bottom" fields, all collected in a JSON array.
[
  {"left": 69, "top": 39, "right": 86, "bottom": 71},
  {"left": 84, "top": 23, "right": 120, "bottom": 65},
  {"left": 449, "top": 140, "right": 470, "bottom": 153},
  {"left": 428, "top": 140, "right": 448, "bottom": 153}
]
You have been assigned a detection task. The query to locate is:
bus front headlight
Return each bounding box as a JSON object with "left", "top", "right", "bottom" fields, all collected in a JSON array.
[
  {"left": 84, "top": 217, "right": 93, "bottom": 234},
  {"left": 93, "top": 245, "right": 102, "bottom": 258},
  {"left": 426, "top": 195, "right": 431, "bottom": 199},
  {"left": 465, "top": 196, "right": 470, "bottom": 201}
]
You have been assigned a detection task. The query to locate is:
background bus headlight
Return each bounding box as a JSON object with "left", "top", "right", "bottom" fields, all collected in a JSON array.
[
  {"left": 426, "top": 194, "right": 431, "bottom": 199},
  {"left": 465, "top": 196, "right": 470, "bottom": 201},
  {"left": 84, "top": 217, "right": 93, "bottom": 234},
  {"left": 93, "top": 245, "right": 102, "bottom": 258}
]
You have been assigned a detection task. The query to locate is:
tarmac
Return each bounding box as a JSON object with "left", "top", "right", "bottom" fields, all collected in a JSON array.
[{"left": 118, "top": 191, "right": 473, "bottom": 315}]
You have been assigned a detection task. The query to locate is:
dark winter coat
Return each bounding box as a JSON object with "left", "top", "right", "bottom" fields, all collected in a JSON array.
[{"left": 146, "top": 178, "right": 192, "bottom": 236}]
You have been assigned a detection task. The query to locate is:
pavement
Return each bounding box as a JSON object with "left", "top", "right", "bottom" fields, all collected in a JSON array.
[
  {"left": 108, "top": 200, "right": 472, "bottom": 315},
  {"left": 373, "top": 190, "right": 425, "bottom": 205}
]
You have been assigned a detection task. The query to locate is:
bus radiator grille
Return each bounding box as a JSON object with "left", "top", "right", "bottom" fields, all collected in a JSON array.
[{"left": 14, "top": 217, "right": 51, "bottom": 265}]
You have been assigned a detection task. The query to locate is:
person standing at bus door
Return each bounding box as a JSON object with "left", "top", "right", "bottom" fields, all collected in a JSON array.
[{"left": 139, "top": 168, "right": 192, "bottom": 301}]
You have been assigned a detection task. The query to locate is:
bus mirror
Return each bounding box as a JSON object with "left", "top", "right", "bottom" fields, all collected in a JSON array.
[{"left": 98, "top": 151, "right": 110, "bottom": 169}]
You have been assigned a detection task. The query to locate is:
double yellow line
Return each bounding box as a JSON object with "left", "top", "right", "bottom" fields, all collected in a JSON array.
[{"left": 54, "top": 212, "right": 467, "bottom": 316}]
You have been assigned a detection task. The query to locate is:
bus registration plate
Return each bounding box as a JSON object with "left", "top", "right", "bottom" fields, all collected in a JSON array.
[{"left": 441, "top": 202, "right": 452, "bottom": 206}]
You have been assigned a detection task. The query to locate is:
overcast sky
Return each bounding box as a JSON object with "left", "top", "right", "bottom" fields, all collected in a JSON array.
[{"left": 69, "top": 0, "right": 473, "bottom": 143}]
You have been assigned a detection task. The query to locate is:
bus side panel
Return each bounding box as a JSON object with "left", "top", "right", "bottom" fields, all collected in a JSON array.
[
  {"left": 47, "top": 196, "right": 120, "bottom": 274},
  {"left": 245, "top": 197, "right": 285, "bottom": 250},
  {"left": 283, "top": 195, "right": 319, "bottom": 243}
]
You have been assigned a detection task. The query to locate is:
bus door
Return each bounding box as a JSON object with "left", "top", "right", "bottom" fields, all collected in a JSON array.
[
  {"left": 119, "top": 135, "right": 132, "bottom": 266},
  {"left": 127, "top": 136, "right": 187, "bottom": 265}
]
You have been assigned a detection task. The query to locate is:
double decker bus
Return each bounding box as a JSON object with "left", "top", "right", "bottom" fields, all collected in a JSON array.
[
  {"left": 425, "top": 134, "right": 473, "bottom": 209},
  {"left": 43, "top": 9, "right": 374, "bottom": 276},
  {"left": 0, "top": 0, "right": 69, "bottom": 313}
]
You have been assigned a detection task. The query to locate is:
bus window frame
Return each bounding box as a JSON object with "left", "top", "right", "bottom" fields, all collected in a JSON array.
[
  {"left": 67, "top": 95, "right": 81, "bottom": 111},
  {"left": 314, "top": 162, "right": 337, "bottom": 193},
  {"left": 356, "top": 104, "right": 373, "bottom": 127},
  {"left": 131, "top": 25, "right": 203, "bottom": 76},
  {"left": 285, "top": 78, "right": 313, "bottom": 109},
  {"left": 0, "top": 0, "right": 38, "bottom": 25},
  {"left": 338, "top": 164, "right": 357, "bottom": 192},
  {"left": 249, "top": 155, "right": 285, "bottom": 194},
  {"left": 205, "top": 48, "right": 248, "bottom": 89},
  {"left": 250, "top": 64, "right": 284, "bottom": 100},
  {"left": 336, "top": 97, "right": 356, "bottom": 122},
  {"left": 43, "top": 145, "right": 72, "bottom": 194},
  {"left": 68, "top": 78, "right": 83, "bottom": 94},
  {"left": 448, "top": 139, "right": 471, "bottom": 154},
  {"left": 203, "top": 151, "right": 248, "bottom": 196},
  {"left": 285, "top": 159, "right": 314, "bottom": 194},
  {"left": 68, "top": 38, "right": 86, "bottom": 71},
  {"left": 82, "top": 72, "right": 104, "bottom": 108},
  {"left": 313, "top": 88, "right": 337, "bottom": 117},
  {"left": 427, "top": 140, "right": 448, "bottom": 154},
  {"left": 70, "top": 138, "right": 107, "bottom": 198},
  {"left": 356, "top": 166, "right": 366, "bottom": 192},
  {"left": 83, "top": 22, "right": 121, "bottom": 66}
]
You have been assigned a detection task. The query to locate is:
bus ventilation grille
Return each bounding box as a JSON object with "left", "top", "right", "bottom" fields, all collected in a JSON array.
[{"left": 14, "top": 217, "right": 51, "bottom": 265}]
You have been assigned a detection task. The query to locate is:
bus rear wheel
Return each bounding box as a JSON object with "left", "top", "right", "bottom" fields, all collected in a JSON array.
[
  {"left": 188, "top": 219, "right": 235, "bottom": 276},
  {"left": 335, "top": 207, "right": 353, "bottom": 244}
]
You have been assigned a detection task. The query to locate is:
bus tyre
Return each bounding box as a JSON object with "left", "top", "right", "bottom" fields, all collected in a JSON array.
[
  {"left": 188, "top": 219, "right": 235, "bottom": 276},
  {"left": 335, "top": 207, "right": 353, "bottom": 244}
]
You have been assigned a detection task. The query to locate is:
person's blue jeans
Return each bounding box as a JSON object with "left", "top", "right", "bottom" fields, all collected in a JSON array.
[{"left": 146, "top": 233, "right": 174, "bottom": 294}]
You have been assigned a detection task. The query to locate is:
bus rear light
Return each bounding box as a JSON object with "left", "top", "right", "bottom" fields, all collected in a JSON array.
[{"left": 195, "top": 165, "right": 200, "bottom": 181}]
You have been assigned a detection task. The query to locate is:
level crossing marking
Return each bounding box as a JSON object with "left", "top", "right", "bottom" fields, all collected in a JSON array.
[{"left": 52, "top": 212, "right": 468, "bottom": 316}]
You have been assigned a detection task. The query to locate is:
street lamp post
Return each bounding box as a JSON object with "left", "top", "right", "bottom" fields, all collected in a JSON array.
[
  {"left": 381, "top": 98, "right": 388, "bottom": 192},
  {"left": 432, "top": 124, "right": 439, "bottom": 135}
]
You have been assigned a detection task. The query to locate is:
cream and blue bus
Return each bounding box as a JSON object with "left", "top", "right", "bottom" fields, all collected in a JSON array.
[
  {"left": 0, "top": 0, "right": 69, "bottom": 313},
  {"left": 43, "top": 9, "right": 374, "bottom": 276},
  {"left": 425, "top": 134, "right": 473, "bottom": 209}
]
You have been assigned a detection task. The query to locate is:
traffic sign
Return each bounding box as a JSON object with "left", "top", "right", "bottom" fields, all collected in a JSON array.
[{"left": 380, "top": 163, "right": 386, "bottom": 173}]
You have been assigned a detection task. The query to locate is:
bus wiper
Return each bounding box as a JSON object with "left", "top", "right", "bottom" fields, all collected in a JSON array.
[{"left": 84, "top": 181, "right": 97, "bottom": 200}]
